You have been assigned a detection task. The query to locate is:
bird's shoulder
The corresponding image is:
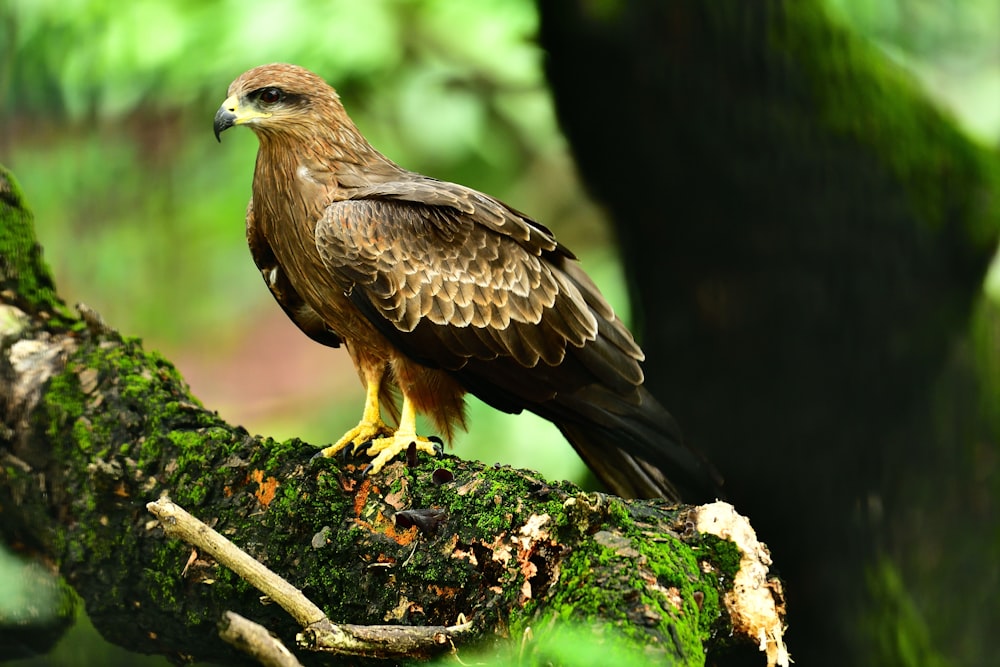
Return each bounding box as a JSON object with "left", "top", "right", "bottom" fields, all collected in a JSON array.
[{"left": 323, "top": 174, "right": 572, "bottom": 259}]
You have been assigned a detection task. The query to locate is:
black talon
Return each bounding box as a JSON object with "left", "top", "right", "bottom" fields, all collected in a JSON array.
[
  {"left": 350, "top": 440, "right": 374, "bottom": 458},
  {"left": 428, "top": 435, "right": 444, "bottom": 456},
  {"left": 360, "top": 463, "right": 374, "bottom": 477}
]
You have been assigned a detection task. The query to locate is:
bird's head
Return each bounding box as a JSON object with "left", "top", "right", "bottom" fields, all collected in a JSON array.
[{"left": 213, "top": 63, "right": 343, "bottom": 143}]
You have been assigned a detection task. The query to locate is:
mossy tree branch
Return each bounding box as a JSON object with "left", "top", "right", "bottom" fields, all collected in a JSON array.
[{"left": 0, "top": 165, "right": 783, "bottom": 666}]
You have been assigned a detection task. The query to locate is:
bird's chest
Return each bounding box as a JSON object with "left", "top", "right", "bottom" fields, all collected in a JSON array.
[{"left": 251, "top": 191, "right": 377, "bottom": 344}]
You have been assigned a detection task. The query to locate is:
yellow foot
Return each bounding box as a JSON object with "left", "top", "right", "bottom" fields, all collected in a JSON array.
[
  {"left": 363, "top": 433, "right": 442, "bottom": 476},
  {"left": 315, "top": 420, "right": 395, "bottom": 459}
]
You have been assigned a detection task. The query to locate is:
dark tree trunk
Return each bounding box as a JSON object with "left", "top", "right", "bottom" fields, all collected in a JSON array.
[{"left": 538, "top": 1, "right": 1000, "bottom": 665}]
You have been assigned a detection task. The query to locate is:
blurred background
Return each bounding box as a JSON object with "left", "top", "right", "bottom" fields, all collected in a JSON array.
[{"left": 1, "top": 0, "right": 998, "bottom": 665}]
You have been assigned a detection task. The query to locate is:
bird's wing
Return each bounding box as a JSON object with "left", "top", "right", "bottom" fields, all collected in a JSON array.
[
  {"left": 314, "top": 178, "right": 642, "bottom": 388},
  {"left": 247, "top": 198, "right": 342, "bottom": 348},
  {"left": 314, "top": 178, "right": 722, "bottom": 501}
]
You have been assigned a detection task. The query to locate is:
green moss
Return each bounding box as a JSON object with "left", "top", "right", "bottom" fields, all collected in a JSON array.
[
  {"left": 604, "top": 495, "right": 633, "bottom": 526},
  {"left": 862, "top": 558, "right": 951, "bottom": 667},
  {"left": 70, "top": 416, "right": 94, "bottom": 452},
  {"left": 695, "top": 534, "right": 741, "bottom": 582},
  {"left": 511, "top": 498, "right": 710, "bottom": 666},
  {"left": 40, "top": 370, "right": 86, "bottom": 439},
  {"left": 0, "top": 165, "right": 70, "bottom": 320}
]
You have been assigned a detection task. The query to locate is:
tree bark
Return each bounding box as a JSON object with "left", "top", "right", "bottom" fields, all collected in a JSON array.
[{"left": 0, "top": 165, "right": 784, "bottom": 666}]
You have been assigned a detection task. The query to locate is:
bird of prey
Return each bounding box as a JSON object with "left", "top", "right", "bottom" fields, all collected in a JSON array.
[{"left": 214, "top": 63, "right": 721, "bottom": 501}]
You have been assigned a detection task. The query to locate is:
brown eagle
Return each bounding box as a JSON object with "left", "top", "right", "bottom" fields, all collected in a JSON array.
[{"left": 214, "top": 63, "right": 721, "bottom": 501}]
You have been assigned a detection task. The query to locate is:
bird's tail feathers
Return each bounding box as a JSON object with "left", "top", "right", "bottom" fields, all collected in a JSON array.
[{"left": 555, "top": 386, "right": 723, "bottom": 502}]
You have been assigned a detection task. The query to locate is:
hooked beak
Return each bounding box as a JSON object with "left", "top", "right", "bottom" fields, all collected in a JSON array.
[
  {"left": 213, "top": 105, "right": 237, "bottom": 142},
  {"left": 213, "top": 94, "right": 241, "bottom": 142},
  {"left": 213, "top": 94, "right": 272, "bottom": 142}
]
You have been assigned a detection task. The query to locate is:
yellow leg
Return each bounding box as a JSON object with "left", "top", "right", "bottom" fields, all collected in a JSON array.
[
  {"left": 316, "top": 375, "right": 394, "bottom": 458},
  {"left": 362, "top": 394, "right": 440, "bottom": 475}
]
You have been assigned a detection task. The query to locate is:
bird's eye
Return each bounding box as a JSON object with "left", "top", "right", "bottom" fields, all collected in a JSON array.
[{"left": 257, "top": 87, "right": 283, "bottom": 105}]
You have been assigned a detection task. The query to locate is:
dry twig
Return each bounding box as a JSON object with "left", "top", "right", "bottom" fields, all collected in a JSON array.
[{"left": 147, "top": 497, "right": 473, "bottom": 661}]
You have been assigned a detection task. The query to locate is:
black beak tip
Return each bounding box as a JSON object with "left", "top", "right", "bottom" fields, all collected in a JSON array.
[{"left": 213, "top": 108, "right": 236, "bottom": 143}]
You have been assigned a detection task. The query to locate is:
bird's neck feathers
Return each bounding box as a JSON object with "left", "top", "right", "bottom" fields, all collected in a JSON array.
[
  {"left": 253, "top": 101, "right": 402, "bottom": 194},
  {"left": 249, "top": 110, "right": 401, "bottom": 234}
]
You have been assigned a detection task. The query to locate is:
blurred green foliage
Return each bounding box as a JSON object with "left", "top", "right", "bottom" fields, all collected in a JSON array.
[
  {"left": 430, "top": 621, "right": 671, "bottom": 667},
  {"left": 1, "top": 0, "right": 998, "bottom": 665},
  {"left": 829, "top": 0, "right": 1000, "bottom": 298},
  {"left": 828, "top": 0, "right": 1000, "bottom": 140}
]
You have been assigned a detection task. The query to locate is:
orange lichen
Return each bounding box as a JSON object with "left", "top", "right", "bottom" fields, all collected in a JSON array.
[
  {"left": 250, "top": 469, "right": 278, "bottom": 507},
  {"left": 354, "top": 509, "right": 420, "bottom": 546},
  {"left": 353, "top": 478, "right": 372, "bottom": 517}
]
